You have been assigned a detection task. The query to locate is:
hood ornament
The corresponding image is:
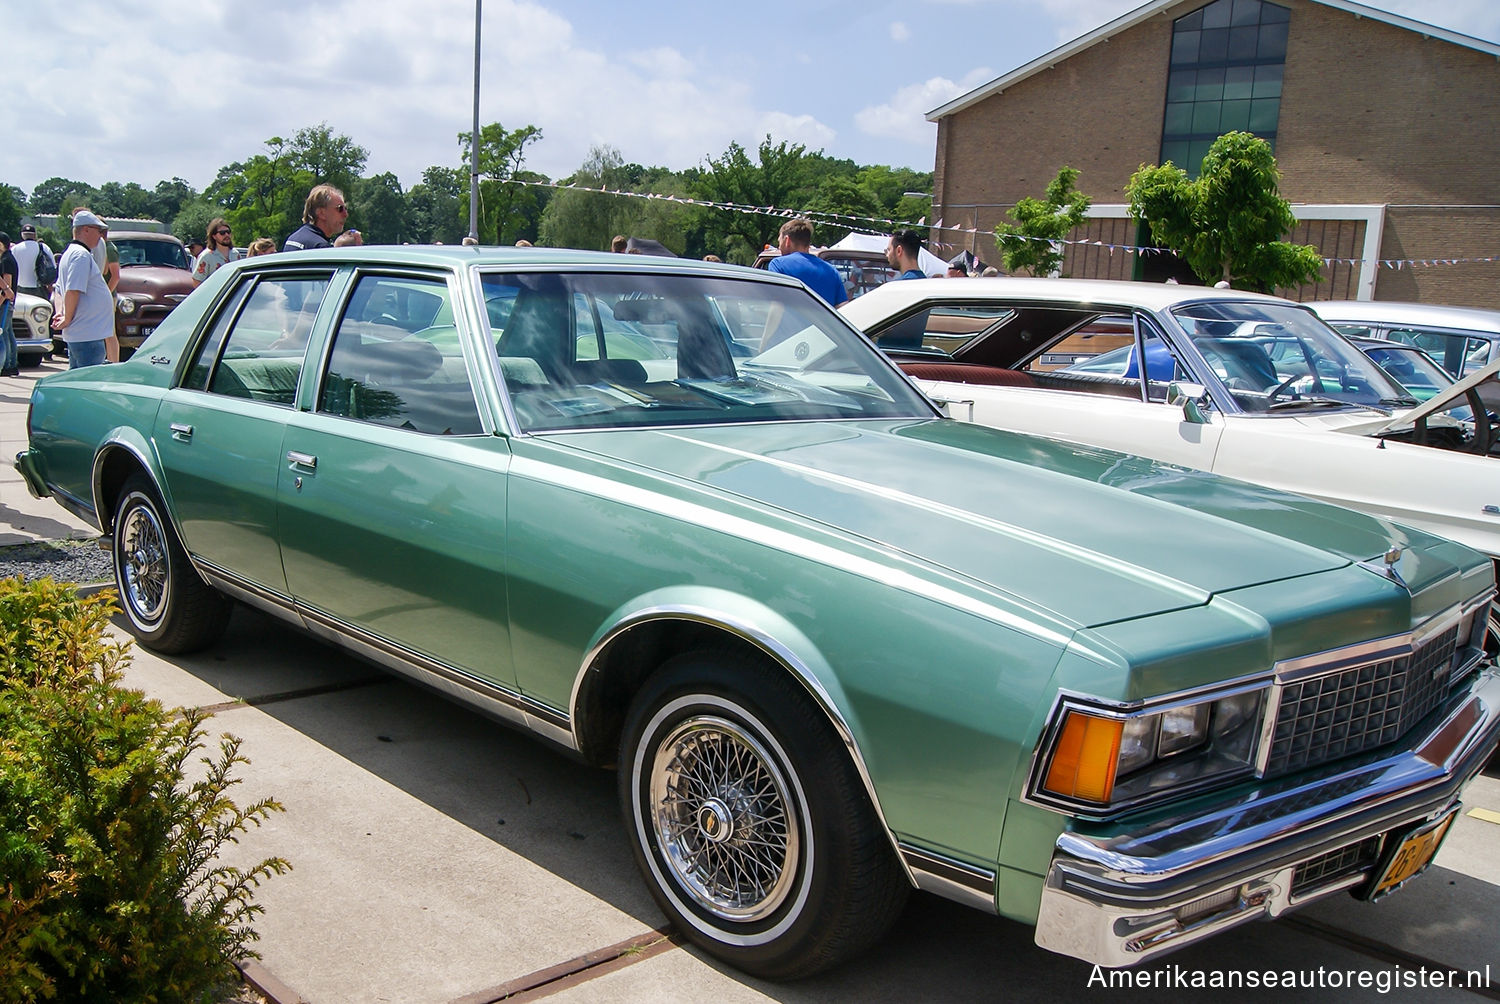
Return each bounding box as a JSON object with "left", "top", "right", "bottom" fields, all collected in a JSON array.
[{"left": 1359, "top": 545, "right": 1408, "bottom": 591}]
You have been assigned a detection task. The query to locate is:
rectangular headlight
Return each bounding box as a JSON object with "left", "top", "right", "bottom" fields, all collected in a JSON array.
[{"left": 1033, "top": 685, "right": 1268, "bottom": 814}]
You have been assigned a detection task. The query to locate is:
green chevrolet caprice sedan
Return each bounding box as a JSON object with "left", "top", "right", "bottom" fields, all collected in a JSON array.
[{"left": 16, "top": 246, "right": 1499, "bottom": 978}]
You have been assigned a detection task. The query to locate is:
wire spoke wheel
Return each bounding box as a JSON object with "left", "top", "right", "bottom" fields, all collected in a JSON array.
[
  {"left": 650, "top": 715, "right": 798, "bottom": 921},
  {"left": 111, "top": 475, "right": 231, "bottom": 653},
  {"left": 118, "top": 495, "right": 170, "bottom": 625}
]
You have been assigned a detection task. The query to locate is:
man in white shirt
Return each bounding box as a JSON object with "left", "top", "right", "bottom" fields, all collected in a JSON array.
[
  {"left": 11, "top": 223, "right": 56, "bottom": 297},
  {"left": 50, "top": 211, "right": 114, "bottom": 368}
]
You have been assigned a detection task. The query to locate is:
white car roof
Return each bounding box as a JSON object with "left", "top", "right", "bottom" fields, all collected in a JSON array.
[
  {"left": 1307, "top": 300, "right": 1500, "bottom": 335},
  {"left": 839, "top": 277, "right": 1296, "bottom": 325}
]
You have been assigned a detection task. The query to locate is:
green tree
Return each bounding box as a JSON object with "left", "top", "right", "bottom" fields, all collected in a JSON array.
[
  {"left": 539, "top": 146, "right": 689, "bottom": 253},
  {"left": 149, "top": 178, "right": 197, "bottom": 227},
  {"left": 405, "top": 165, "right": 467, "bottom": 244},
  {"left": 352, "top": 172, "right": 407, "bottom": 244},
  {"left": 0, "top": 185, "right": 20, "bottom": 237},
  {"left": 206, "top": 136, "right": 312, "bottom": 245},
  {"left": 1126, "top": 131, "right": 1324, "bottom": 292},
  {"left": 94, "top": 181, "right": 158, "bottom": 221},
  {"left": 802, "top": 176, "right": 882, "bottom": 246},
  {"left": 993, "top": 166, "right": 1091, "bottom": 277},
  {"left": 26, "top": 177, "right": 94, "bottom": 215},
  {"left": 172, "top": 199, "right": 222, "bottom": 247},
  {"left": 690, "top": 137, "right": 816, "bottom": 263},
  {"left": 288, "top": 123, "right": 369, "bottom": 196},
  {"left": 459, "top": 122, "right": 543, "bottom": 244}
]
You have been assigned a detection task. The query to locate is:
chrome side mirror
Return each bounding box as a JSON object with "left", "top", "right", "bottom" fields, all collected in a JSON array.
[{"left": 1166, "top": 382, "right": 1209, "bottom": 424}]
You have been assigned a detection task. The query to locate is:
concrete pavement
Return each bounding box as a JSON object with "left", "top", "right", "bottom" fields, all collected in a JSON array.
[{"left": 2, "top": 357, "right": 1497, "bottom": 1002}]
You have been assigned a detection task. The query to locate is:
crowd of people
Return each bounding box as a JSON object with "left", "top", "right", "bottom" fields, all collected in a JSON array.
[{"left": 2, "top": 183, "right": 980, "bottom": 374}]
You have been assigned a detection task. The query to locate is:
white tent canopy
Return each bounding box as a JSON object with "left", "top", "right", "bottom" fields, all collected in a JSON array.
[{"left": 829, "top": 232, "right": 949, "bottom": 276}]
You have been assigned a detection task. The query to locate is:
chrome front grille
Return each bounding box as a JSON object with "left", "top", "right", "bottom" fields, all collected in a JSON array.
[{"left": 1264, "top": 624, "right": 1461, "bottom": 777}]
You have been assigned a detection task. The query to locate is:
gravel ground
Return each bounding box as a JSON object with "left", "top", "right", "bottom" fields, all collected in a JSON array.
[{"left": 0, "top": 538, "right": 115, "bottom": 585}]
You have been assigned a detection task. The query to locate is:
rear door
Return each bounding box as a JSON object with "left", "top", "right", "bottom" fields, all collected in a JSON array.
[{"left": 154, "top": 270, "right": 335, "bottom": 594}]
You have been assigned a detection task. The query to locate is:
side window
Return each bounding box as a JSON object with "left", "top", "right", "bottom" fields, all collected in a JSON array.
[
  {"left": 183, "top": 281, "right": 251, "bottom": 391},
  {"left": 191, "top": 275, "right": 331, "bottom": 405},
  {"left": 574, "top": 291, "right": 602, "bottom": 362},
  {"left": 317, "top": 275, "right": 482, "bottom": 436},
  {"left": 1388, "top": 327, "right": 1469, "bottom": 378},
  {"left": 1135, "top": 318, "right": 1190, "bottom": 402},
  {"left": 872, "top": 305, "right": 1013, "bottom": 354}
]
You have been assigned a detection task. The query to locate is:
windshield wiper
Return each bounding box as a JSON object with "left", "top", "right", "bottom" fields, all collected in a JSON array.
[{"left": 1266, "top": 396, "right": 1371, "bottom": 412}]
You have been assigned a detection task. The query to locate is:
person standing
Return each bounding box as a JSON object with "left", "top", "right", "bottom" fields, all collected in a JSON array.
[
  {"left": 246, "top": 237, "right": 277, "bottom": 257},
  {"left": 49, "top": 211, "right": 114, "bottom": 369},
  {"left": 283, "top": 185, "right": 348, "bottom": 251},
  {"left": 193, "top": 218, "right": 239, "bottom": 284},
  {"left": 885, "top": 230, "right": 927, "bottom": 280},
  {"left": 11, "top": 223, "right": 56, "bottom": 297},
  {"left": 767, "top": 218, "right": 848, "bottom": 306},
  {"left": 0, "top": 233, "right": 18, "bottom": 376}
]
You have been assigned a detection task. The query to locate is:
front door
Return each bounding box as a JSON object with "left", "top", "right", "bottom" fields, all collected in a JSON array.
[{"left": 276, "top": 272, "right": 517, "bottom": 689}]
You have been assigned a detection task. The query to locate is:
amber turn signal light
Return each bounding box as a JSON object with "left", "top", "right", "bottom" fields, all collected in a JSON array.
[{"left": 1043, "top": 711, "right": 1123, "bottom": 804}]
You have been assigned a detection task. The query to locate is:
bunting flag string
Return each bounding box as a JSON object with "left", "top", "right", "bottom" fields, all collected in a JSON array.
[{"left": 504, "top": 178, "right": 1500, "bottom": 271}]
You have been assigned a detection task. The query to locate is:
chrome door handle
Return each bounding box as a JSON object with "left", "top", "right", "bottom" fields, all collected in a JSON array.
[
  {"left": 170, "top": 423, "right": 193, "bottom": 442},
  {"left": 286, "top": 451, "right": 317, "bottom": 470}
]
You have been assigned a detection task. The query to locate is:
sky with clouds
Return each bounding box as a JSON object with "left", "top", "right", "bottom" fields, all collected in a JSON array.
[{"left": 4, "top": 0, "right": 1496, "bottom": 198}]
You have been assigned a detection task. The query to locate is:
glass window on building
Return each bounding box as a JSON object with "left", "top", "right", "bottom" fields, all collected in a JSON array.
[{"left": 1161, "top": 0, "right": 1289, "bottom": 176}]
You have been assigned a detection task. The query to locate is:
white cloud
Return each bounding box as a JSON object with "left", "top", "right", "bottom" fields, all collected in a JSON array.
[
  {"left": 890, "top": 21, "right": 911, "bottom": 42},
  {"left": 0, "top": 0, "right": 839, "bottom": 194},
  {"left": 853, "top": 68, "right": 994, "bottom": 143}
]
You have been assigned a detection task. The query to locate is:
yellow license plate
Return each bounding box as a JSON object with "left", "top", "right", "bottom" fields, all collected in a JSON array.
[{"left": 1370, "top": 809, "right": 1457, "bottom": 899}]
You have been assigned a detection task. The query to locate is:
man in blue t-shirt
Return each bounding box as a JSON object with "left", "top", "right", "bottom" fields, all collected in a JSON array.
[{"left": 766, "top": 218, "right": 848, "bottom": 306}]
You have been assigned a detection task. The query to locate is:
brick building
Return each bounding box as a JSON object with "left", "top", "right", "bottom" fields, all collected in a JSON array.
[{"left": 928, "top": 0, "right": 1500, "bottom": 307}]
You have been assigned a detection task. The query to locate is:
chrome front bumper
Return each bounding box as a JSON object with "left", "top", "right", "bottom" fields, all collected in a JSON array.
[{"left": 1035, "top": 667, "right": 1500, "bottom": 967}]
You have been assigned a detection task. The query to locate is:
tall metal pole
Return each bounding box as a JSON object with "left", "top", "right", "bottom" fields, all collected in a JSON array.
[{"left": 469, "top": 0, "right": 482, "bottom": 242}]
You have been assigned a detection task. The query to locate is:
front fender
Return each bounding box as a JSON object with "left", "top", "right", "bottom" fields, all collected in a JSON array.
[{"left": 575, "top": 584, "right": 861, "bottom": 751}]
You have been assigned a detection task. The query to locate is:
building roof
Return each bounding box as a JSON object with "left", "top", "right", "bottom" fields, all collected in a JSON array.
[{"left": 927, "top": 0, "right": 1500, "bottom": 121}]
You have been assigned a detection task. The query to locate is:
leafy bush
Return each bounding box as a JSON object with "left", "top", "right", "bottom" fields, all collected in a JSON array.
[{"left": 0, "top": 578, "right": 289, "bottom": 1002}]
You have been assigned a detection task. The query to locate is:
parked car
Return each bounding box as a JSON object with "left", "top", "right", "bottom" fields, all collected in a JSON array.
[
  {"left": 17, "top": 250, "right": 1498, "bottom": 977},
  {"left": 1310, "top": 300, "right": 1500, "bottom": 379},
  {"left": 10, "top": 290, "right": 54, "bottom": 365},
  {"left": 109, "top": 231, "right": 197, "bottom": 357},
  {"left": 842, "top": 277, "right": 1500, "bottom": 575},
  {"left": 755, "top": 246, "right": 899, "bottom": 300},
  {"left": 1068, "top": 332, "right": 1468, "bottom": 411},
  {"left": 1309, "top": 300, "right": 1500, "bottom": 414}
]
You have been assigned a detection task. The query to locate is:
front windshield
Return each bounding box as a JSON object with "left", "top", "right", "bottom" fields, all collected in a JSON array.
[
  {"left": 1170, "top": 301, "right": 1411, "bottom": 414},
  {"left": 113, "top": 238, "right": 190, "bottom": 270},
  {"left": 481, "top": 271, "right": 935, "bottom": 432}
]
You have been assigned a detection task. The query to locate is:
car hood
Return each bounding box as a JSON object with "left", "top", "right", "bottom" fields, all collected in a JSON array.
[
  {"left": 556, "top": 419, "right": 1461, "bottom": 629},
  {"left": 116, "top": 266, "right": 196, "bottom": 296}
]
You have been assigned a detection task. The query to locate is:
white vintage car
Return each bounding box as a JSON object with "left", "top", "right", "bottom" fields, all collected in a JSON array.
[
  {"left": 10, "top": 291, "right": 54, "bottom": 365},
  {"left": 841, "top": 278, "right": 1500, "bottom": 573}
]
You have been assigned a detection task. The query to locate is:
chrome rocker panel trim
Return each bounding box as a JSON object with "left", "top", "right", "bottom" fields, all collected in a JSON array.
[
  {"left": 900, "top": 844, "right": 998, "bottom": 913},
  {"left": 1034, "top": 667, "right": 1500, "bottom": 967},
  {"left": 194, "top": 558, "right": 575, "bottom": 748}
]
